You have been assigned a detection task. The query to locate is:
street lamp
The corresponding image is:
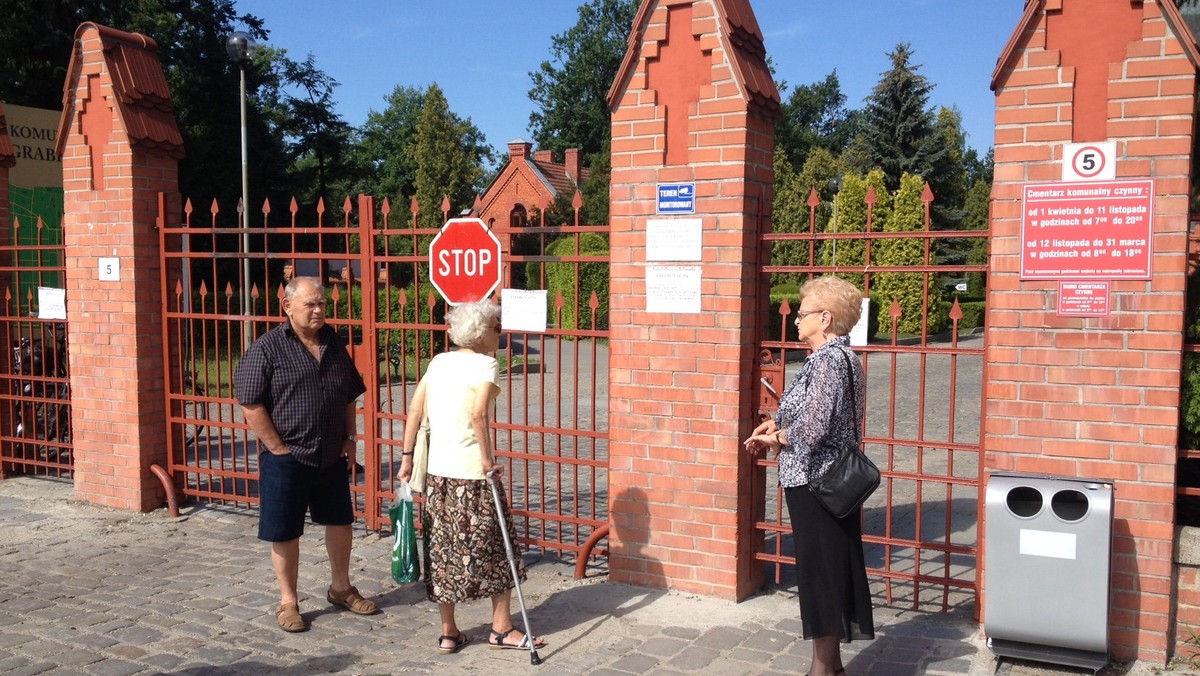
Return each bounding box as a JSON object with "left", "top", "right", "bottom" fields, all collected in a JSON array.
[
  {"left": 828, "top": 175, "right": 842, "bottom": 267},
  {"left": 226, "top": 31, "right": 257, "bottom": 317}
]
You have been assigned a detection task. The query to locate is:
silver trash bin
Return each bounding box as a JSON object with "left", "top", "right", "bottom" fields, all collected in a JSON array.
[{"left": 984, "top": 472, "right": 1114, "bottom": 670}]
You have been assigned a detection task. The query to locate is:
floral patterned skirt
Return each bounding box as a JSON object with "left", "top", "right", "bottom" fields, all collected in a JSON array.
[{"left": 421, "top": 474, "right": 526, "bottom": 604}]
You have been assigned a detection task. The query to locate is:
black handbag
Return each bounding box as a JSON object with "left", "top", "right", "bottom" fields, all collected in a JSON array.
[{"left": 807, "top": 350, "right": 880, "bottom": 519}]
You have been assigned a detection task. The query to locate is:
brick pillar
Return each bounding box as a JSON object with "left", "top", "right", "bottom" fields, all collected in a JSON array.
[
  {"left": 606, "top": 0, "right": 779, "bottom": 600},
  {"left": 57, "top": 23, "right": 182, "bottom": 511},
  {"left": 988, "top": 0, "right": 1197, "bottom": 663}
]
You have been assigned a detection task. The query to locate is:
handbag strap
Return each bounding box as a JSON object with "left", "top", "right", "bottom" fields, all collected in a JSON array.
[{"left": 840, "top": 348, "right": 860, "bottom": 446}]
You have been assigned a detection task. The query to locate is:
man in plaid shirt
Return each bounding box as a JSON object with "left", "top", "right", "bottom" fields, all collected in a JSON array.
[{"left": 235, "top": 276, "right": 378, "bottom": 632}]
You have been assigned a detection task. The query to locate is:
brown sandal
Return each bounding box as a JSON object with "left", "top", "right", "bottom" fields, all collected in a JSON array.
[
  {"left": 326, "top": 585, "right": 379, "bottom": 615},
  {"left": 275, "top": 602, "right": 307, "bottom": 632}
]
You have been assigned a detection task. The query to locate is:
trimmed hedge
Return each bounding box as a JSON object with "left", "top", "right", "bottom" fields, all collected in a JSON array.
[
  {"left": 768, "top": 284, "right": 983, "bottom": 343},
  {"left": 766, "top": 285, "right": 801, "bottom": 342},
  {"left": 535, "top": 233, "right": 609, "bottom": 331},
  {"left": 1182, "top": 273, "right": 1200, "bottom": 448}
]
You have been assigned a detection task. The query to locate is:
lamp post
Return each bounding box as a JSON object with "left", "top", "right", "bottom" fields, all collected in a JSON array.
[
  {"left": 828, "top": 175, "right": 842, "bottom": 267},
  {"left": 226, "top": 31, "right": 257, "bottom": 317}
]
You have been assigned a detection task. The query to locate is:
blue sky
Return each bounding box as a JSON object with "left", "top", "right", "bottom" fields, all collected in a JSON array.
[{"left": 235, "top": 1, "right": 1026, "bottom": 160}]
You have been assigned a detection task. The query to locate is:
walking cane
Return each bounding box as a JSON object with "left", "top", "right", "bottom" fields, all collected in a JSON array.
[{"left": 486, "top": 469, "right": 543, "bottom": 665}]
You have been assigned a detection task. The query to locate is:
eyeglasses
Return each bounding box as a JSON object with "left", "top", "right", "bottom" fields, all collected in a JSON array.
[
  {"left": 796, "top": 309, "right": 826, "bottom": 320},
  {"left": 493, "top": 323, "right": 502, "bottom": 333}
]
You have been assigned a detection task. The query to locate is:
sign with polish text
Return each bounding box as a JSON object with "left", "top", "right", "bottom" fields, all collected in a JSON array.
[
  {"left": 1019, "top": 179, "right": 1153, "bottom": 280},
  {"left": 656, "top": 183, "right": 695, "bottom": 214},
  {"left": 1057, "top": 281, "right": 1110, "bottom": 317}
]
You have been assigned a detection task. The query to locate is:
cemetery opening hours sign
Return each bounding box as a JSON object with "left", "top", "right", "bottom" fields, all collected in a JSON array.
[{"left": 1020, "top": 179, "right": 1154, "bottom": 280}]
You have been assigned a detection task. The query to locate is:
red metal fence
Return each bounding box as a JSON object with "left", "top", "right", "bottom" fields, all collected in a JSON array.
[
  {"left": 754, "top": 183, "right": 988, "bottom": 612},
  {"left": 1178, "top": 221, "right": 1200, "bottom": 525},
  {"left": 157, "top": 194, "right": 609, "bottom": 563},
  {"left": 0, "top": 215, "right": 72, "bottom": 478}
]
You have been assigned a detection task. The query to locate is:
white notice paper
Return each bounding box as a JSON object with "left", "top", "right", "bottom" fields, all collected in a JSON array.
[
  {"left": 37, "top": 287, "right": 66, "bottom": 320},
  {"left": 849, "top": 298, "right": 871, "bottom": 347},
  {"left": 645, "top": 266, "right": 701, "bottom": 314},
  {"left": 1019, "top": 528, "right": 1077, "bottom": 560},
  {"left": 499, "top": 288, "right": 548, "bottom": 333},
  {"left": 646, "top": 218, "right": 702, "bottom": 261}
]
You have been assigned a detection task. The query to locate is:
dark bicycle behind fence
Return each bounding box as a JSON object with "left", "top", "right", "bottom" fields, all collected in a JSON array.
[
  {"left": 11, "top": 322, "right": 70, "bottom": 462},
  {"left": 9, "top": 324, "right": 213, "bottom": 464}
]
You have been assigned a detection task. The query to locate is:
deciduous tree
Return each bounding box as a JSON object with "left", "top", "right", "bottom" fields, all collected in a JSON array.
[
  {"left": 776, "top": 71, "right": 861, "bottom": 173},
  {"left": 260, "top": 51, "right": 354, "bottom": 207},
  {"left": 340, "top": 85, "right": 427, "bottom": 203},
  {"left": 527, "top": 0, "right": 637, "bottom": 159}
]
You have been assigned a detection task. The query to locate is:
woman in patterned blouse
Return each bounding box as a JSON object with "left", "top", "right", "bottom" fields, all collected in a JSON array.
[{"left": 744, "top": 276, "right": 875, "bottom": 676}]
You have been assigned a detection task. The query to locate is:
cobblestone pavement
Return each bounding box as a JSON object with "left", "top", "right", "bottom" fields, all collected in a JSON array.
[{"left": 0, "top": 476, "right": 1180, "bottom": 675}]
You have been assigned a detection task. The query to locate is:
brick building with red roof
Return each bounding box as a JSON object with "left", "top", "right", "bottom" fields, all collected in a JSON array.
[{"left": 475, "top": 139, "right": 590, "bottom": 287}]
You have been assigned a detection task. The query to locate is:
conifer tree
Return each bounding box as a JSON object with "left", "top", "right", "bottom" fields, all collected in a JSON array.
[
  {"left": 412, "top": 84, "right": 486, "bottom": 231},
  {"left": 871, "top": 173, "right": 948, "bottom": 336},
  {"left": 850, "top": 44, "right": 948, "bottom": 195},
  {"left": 528, "top": 0, "right": 637, "bottom": 158}
]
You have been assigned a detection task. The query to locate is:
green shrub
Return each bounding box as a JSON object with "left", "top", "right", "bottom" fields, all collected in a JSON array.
[
  {"left": 956, "top": 301, "right": 985, "bottom": 334},
  {"left": 533, "top": 233, "right": 609, "bottom": 331},
  {"left": 767, "top": 285, "right": 801, "bottom": 342},
  {"left": 1182, "top": 272, "right": 1200, "bottom": 448},
  {"left": 342, "top": 282, "right": 446, "bottom": 378}
]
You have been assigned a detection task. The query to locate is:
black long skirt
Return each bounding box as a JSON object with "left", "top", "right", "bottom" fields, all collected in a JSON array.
[{"left": 784, "top": 485, "right": 875, "bottom": 642}]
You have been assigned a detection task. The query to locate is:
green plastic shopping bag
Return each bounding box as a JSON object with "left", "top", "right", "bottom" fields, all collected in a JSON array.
[{"left": 389, "top": 482, "right": 420, "bottom": 583}]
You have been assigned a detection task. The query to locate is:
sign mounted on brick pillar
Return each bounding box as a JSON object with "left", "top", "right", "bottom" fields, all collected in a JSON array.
[{"left": 605, "top": 0, "right": 781, "bottom": 601}]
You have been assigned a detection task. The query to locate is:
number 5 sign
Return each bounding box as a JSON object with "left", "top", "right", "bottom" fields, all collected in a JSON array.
[{"left": 1062, "top": 142, "right": 1116, "bottom": 181}]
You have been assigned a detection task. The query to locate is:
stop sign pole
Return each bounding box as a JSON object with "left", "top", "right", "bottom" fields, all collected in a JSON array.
[{"left": 428, "top": 217, "right": 503, "bottom": 305}]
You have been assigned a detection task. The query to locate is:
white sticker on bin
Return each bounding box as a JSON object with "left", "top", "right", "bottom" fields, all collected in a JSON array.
[{"left": 1019, "top": 528, "right": 1077, "bottom": 560}]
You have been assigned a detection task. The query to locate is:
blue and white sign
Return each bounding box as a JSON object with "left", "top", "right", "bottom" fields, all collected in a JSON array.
[{"left": 657, "top": 182, "right": 695, "bottom": 214}]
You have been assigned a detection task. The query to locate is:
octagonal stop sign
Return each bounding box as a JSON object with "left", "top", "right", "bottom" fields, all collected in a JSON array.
[{"left": 428, "top": 217, "right": 503, "bottom": 305}]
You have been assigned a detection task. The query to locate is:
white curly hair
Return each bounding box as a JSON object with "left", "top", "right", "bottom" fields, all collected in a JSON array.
[{"left": 446, "top": 301, "right": 501, "bottom": 349}]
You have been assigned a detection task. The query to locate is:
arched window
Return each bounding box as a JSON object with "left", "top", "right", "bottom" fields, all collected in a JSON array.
[{"left": 510, "top": 205, "right": 528, "bottom": 228}]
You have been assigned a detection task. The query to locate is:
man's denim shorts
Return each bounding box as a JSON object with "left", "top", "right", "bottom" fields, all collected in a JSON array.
[{"left": 257, "top": 451, "right": 353, "bottom": 542}]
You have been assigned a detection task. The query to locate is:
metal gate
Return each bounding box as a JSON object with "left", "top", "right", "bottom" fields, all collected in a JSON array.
[
  {"left": 754, "top": 182, "right": 987, "bottom": 612},
  {"left": 0, "top": 214, "right": 72, "bottom": 478},
  {"left": 158, "top": 194, "right": 609, "bottom": 562}
]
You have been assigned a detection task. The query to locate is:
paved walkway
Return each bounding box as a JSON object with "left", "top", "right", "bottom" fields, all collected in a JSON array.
[{"left": 0, "top": 477, "right": 1175, "bottom": 675}]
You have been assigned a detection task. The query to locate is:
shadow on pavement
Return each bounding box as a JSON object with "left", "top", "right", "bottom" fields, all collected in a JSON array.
[
  {"left": 169, "top": 653, "right": 356, "bottom": 675},
  {"left": 522, "top": 581, "right": 666, "bottom": 661}
]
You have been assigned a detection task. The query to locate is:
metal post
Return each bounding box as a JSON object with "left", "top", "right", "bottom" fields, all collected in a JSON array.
[
  {"left": 828, "top": 175, "right": 842, "bottom": 268},
  {"left": 239, "top": 64, "right": 251, "bottom": 317},
  {"left": 832, "top": 190, "right": 838, "bottom": 267},
  {"left": 227, "top": 31, "right": 256, "bottom": 319}
]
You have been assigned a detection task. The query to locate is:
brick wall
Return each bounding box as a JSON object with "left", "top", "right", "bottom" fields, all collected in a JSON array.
[
  {"left": 606, "top": 0, "right": 777, "bottom": 600},
  {"left": 59, "top": 25, "right": 178, "bottom": 511},
  {"left": 988, "top": 0, "right": 1196, "bottom": 663}
]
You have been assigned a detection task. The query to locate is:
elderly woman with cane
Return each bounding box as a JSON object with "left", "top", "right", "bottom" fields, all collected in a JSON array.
[
  {"left": 744, "top": 276, "right": 875, "bottom": 676},
  {"left": 396, "top": 300, "right": 547, "bottom": 655}
]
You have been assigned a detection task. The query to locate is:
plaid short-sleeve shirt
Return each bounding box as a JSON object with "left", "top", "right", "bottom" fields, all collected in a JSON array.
[{"left": 234, "top": 322, "right": 366, "bottom": 468}]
